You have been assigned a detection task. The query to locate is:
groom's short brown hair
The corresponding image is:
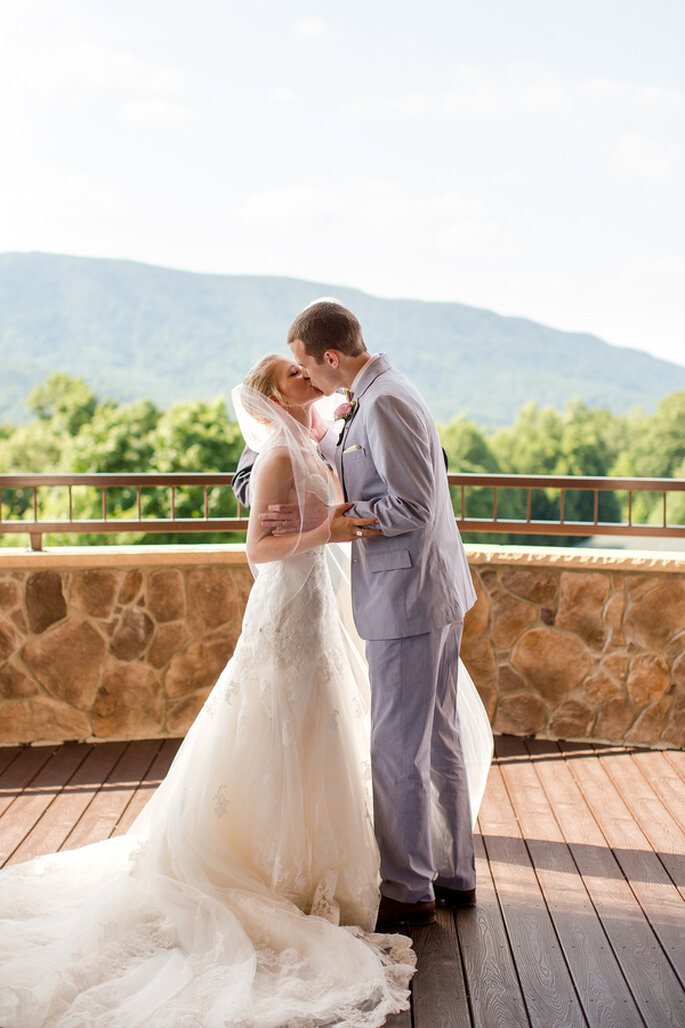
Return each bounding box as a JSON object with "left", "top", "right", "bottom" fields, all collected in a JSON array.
[{"left": 287, "top": 299, "right": 367, "bottom": 362}]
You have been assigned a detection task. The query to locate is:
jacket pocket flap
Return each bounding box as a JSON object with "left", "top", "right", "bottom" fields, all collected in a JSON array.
[{"left": 366, "top": 548, "right": 412, "bottom": 572}]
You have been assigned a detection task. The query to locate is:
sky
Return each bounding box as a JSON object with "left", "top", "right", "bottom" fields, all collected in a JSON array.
[{"left": 1, "top": 0, "right": 683, "bottom": 366}]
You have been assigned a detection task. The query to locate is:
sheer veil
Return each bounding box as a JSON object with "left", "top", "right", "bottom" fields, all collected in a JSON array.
[{"left": 231, "top": 382, "right": 337, "bottom": 606}]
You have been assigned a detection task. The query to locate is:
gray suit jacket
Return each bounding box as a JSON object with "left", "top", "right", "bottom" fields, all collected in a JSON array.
[{"left": 320, "top": 354, "right": 476, "bottom": 640}]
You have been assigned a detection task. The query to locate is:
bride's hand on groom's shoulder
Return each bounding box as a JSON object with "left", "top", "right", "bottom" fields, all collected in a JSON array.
[{"left": 328, "top": 503, "right": 381, "bottom": 543}]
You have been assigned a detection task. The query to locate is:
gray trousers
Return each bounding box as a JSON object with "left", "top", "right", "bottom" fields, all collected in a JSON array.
[{"left": 367, "top": 621, "right": 476, "bottom": 904}]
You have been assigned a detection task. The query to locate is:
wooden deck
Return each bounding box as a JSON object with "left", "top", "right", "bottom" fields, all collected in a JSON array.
[{"left": 1, "top": 735, "right": 683, "bottom": 1028}]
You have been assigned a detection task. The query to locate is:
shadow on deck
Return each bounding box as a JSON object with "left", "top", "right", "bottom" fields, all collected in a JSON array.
[{"left": 1, "top": 735, "right": 683, "bottom": 1027}]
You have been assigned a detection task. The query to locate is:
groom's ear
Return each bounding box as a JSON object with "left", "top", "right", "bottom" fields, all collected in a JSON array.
[{"left": 323, "top": 350, "right": 340, "bottom": 368}]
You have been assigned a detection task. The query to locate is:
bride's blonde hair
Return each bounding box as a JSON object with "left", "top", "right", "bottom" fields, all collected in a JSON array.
[
  {"left": 242, "top": 355, "right": 288, "bottom": 421},
  {"left": 243, "top": 354, "right": 288, "bottom": 402}
]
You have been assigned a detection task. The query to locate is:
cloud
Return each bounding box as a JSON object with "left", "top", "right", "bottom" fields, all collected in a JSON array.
[
  {"left": 610, "top": 133, "right": 683, "bottom": 183},
  {"left": 118, "top": 100, "right": 194, "bottom": 124},
  {"left": 579, "top": 77, "right": 685, "bottom": 112},
  {"left": 292, "top": 18, "right": 326, "bottom": 40},
  {"left": 345, "top": 63, "right": 685, "bottom": 123},
  {"left": 271, "top": 87, "right": 297, "bottom": 105}
]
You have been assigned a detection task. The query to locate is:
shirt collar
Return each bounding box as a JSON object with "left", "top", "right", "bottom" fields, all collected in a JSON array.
[{"left": 349, "top": 353, "right": 380, "bottom": 396}]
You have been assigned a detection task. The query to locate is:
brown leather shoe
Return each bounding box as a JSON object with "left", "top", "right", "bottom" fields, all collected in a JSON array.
[
  {"left": 375, "top": 896, "right": 436, "bottom": 931},
  {"left": 434, "top": 885, "right": 476, "bottom": 908}
]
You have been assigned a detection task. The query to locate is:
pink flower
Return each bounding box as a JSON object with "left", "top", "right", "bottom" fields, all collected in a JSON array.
[{"left": 334, "top": 401, "right": 354, "bottom": 420}]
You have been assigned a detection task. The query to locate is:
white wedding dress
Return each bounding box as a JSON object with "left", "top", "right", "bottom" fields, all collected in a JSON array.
[
  {"left": 0, "top": 540, "right": 417, "bottom": 1027},
  {"left": 0, "top": 414, "right": 493, "bottom": 1027}
]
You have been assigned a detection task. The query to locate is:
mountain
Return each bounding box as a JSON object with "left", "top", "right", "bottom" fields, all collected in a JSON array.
[{"left": 1, "top": 252, "right": 684, "bottom": 427}]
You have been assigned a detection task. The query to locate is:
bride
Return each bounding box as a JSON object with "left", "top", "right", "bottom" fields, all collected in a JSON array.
[{"left": 0, "top": 355, "right": 492, "bottom": 1028}]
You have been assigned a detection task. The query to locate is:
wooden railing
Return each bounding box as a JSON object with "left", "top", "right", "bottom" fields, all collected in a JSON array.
[{"left": 1, "top": 472, "right": 684, "bottom": 550}]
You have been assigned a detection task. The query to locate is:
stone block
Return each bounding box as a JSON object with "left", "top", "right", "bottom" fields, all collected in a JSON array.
[
  {"left": 463, "top": 574, "right": 490, "bottom": 638},
  {"left": 186, "top": 567, "right": 238, "bottom": 632},
  {"left": 92, "top": 664, "right": 164, "bottom": 737},
  {"left": 604, "top": 593, "right": 625, "bottom": 629},
  {"left": 624, "top": 579, "right": 685, "bottom": 649},
  {"left": 491, "top": 594, "right": 537, "bottom": 648},
  {"left": 583, "top": 671, "right": 623, "bottom": 705},
  {"left": 549, "top": 700, "right": 594, "bottom": 740},
  {"left": 0, "top": 579, "right": 20, "bottom": 611},
  {"left": 627, "top": 653, "right": 670, "bottom": 707},
  {"left": 673, "top": 652, "right": 685, "bottom": 689},
  {"left": 165, "top": 627, "right": 239, "bottom": 698},
  {"left": 0, "top": 662, "right": 39, "bottom": 698},
  {"left": 110, "top": 607, "right": 154, "bottom": 661},
  {"left": 119, "top": 570, "right": 144, "bottom": 605},
  {"left": 0, "top": 616, "right": 22, "bottom": 661},
  {"left": 71, "top": 569, "right": 120, "bottom": 619},
  {"left": 663, "top": 694, "right": 685, "bottom": 748},
  {"left": 0, "top": 697, "right": 90, "bottom": 744},
  {"left": 149, "top": 622, "right": 192, "bottom": 669},
  {"left": 25, "top": 571, "right": 67, "bottom": 634},
  {"left": 626, "top": 697, "right": 672, "bottom": 745},
  {"left": 23, "top": 619, "right": 106, "bottom": 709},
  {"left": 147, "top": 569, "right": 186, "bottom": 623},
  {"left": 626, "top": 575, "right": 656, "bottom": 600},
  {"left": 494, "top": 694, "right": 547, "bottom": 736},
  {"left": 540, "top": 607, "right": 555, "bottom": 625},
  {"left": 480, "top": 569, "right": 499, "bottom": 594},
  {"left": 498, "top": 664, "right": 526, "bottom": 693},
  {"left": 502, "top": 568, "right": 557, "bottom": 605},
  {"left": 513, "top": 628, "right": 592, "bottom": 705},
  {"left": 595, "top": 697, "right": 636, "bottom": 742},
  {"left": 167, "top": 688, "right": 213, "bottom": 735},
  {"left": 603, "top": 652, "right": 629, "bottom": 680},
  {"left": 11, "top": 610, "right": 27, "bottom": 634},
  {"left": 461, "top": 637, "right": 497, "bottom": 685},
  {"left": 556, "top": 572, "right": 610, "bottom": 649},
  {"left": 664, "top": 632, "right": 685, "bottom": 665}
]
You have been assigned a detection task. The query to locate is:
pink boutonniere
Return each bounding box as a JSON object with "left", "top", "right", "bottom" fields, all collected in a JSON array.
[{"left": 333, "top": 398, "right": 357, "bottom": 423}]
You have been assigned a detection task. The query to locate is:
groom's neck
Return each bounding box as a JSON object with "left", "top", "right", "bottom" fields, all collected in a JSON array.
[{"left": 337, "top": 351, "right": 371, "bottom": 391}]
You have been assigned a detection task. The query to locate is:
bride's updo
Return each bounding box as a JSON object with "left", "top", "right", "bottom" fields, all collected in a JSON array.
[
  {"left": 243, "top": 354, "right": 287, "bottom": 402},
  {"left": 242, "top": 355, "right": 288, "bottom": 421}
]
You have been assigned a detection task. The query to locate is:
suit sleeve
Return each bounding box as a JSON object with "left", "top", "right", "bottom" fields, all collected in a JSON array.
[
  {"left": 349, "top": 396, "right": 434, "bottom": 535},
  {"left": 231, "top": 444, "right": 257, "bottom": 509}
]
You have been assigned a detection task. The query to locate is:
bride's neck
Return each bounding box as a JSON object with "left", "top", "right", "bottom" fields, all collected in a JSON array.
[{"left": 285, "top": 404, "right": 312, "bottom": 430}]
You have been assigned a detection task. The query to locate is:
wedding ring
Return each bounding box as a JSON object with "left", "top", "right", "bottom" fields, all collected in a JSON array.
[{"left": 356, "top": 529, "right": 363, "bottom": 537}]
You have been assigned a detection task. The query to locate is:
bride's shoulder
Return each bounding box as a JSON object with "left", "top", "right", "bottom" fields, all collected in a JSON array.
[{"left": 255, "top": 445, "right": 294, "bottom": 478}]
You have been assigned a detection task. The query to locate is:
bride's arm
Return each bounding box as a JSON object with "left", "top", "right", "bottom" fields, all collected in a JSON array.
[{"left": 247, "top": 451, "right": 378, "bottom": 564}]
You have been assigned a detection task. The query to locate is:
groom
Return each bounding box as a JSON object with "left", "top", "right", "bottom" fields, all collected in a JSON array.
[{"left": 236, "top": 300, "right": 477, "bottom": 930}]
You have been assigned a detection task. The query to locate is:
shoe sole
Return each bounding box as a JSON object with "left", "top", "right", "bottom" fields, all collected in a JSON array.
[{"left": 434, "top": 889, "right": 476, "bottom": 909}]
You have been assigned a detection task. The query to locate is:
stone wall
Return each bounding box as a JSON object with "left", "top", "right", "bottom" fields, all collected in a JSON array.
[
  {"left": 462, "top": 546, "right": 684, "bottom": 749},
  {"left": 0, "top": 544, "right": 683, "bottom": 747},
  {"left": 0, "top": 546, "right": 252, "bottom": 744}
]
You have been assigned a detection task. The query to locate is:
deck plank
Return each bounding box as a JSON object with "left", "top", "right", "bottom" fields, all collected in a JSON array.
[
  {"left": 630, "top": 748, "right": 685, "bottom": 834},
  {"left": 61, "top": 739, "right": 164, "bottom": 850},
  {"left": 478, "top": 757, "right": 586, "bottom": 1027},
  {"left": 458, "top": 824, "right": 529, "bottom": 1028},
  {"left": 562, "top": 741, "right": 685, "bottom": 988},
  {"left": 0, "top": 746, "right": 22, "bottom": 777},
  {"left": 9, "top": 742, "right": 126, "bottom": 865},
  {"left": 409, "top": 906, "right": 471, "bottom": 1028},
  {"left": 599, "top": 747, "right": 685, "bottom": 900},
  {"left": 0, "top": 743, "right": 57, "bottom": 820},
  {"left": 497, "top": 736, "right": 644, "bottom": 1028},
  {"left": 528, "top": 738, "right": 685, "bottom": 1028},
  {"left": 111, "top": 738, "right": 183, "bottom": 836},
  {"left": 0, "top": 743, "right": 88, "bottom": 866}
]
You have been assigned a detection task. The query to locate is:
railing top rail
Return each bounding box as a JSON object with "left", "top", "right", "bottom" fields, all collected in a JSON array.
[
  {"left": 444, "top": 473, "right": 685, "bottom": 491},
  {"left": 0, "top": 473, "right": 236, "bottom": 487},
  {"left": 1, "top": 472, "right": 684, "bottom": 491}
]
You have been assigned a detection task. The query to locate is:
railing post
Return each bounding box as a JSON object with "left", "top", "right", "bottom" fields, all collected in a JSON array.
[{"left": 30, "top": 532, "right": 43, "bottom": 552}]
